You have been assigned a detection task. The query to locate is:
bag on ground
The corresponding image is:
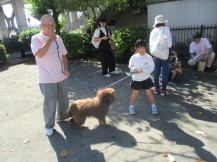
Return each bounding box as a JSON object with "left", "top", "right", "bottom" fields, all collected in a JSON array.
[{"left": 197, "top": 61, "right": 206, "bottom": 72}]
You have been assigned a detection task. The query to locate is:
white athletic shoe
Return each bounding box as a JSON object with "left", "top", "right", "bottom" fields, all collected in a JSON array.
[
  {"left": 110, "top": 71, "right": 120, "bottom": 75},
  {"left": 104, "top": 73, "right": 111, "bottom": 78},
  {"left": 45, "top": 128, "right": 53, "bottom": 136}
]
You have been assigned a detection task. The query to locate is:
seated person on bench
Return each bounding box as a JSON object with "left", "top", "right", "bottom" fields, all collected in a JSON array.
[{"left": 188, "top": 32, "right": 215, "bottom": 72}]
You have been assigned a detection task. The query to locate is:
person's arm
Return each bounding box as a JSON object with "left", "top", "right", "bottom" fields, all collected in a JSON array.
[
  {"left": 189, "top": 43, "right": 196, "bottom": 58},
  {"left": 93, "top": 36, "right": 108, "bottom": 42},
  {"left": 166, "top": 27, "right": 172, "bottom": 48},
  {"left": 201, "top": 38, "right": 213, "bottom": 55},
  {"left": 142, "top": 56, "right": 155, "bottom": 74},
  {"left": 92, "top": 29, "right": 109, "bottom": 42},
  {"left": 190, "top": 52, "right": 195, "bottom": 58},
  {"left": 202, "top": 47, "right": 213, "bottom": 55},
  {"left": 34, "top": 32, "right": 56, "bottom": 58},
  {"left": 149, "top": 30, "right": 155, "bottom": 53},
  {"left": 62, "top": 55, "right": 70, "bottom": 77},
  {"left": 129, "top": 56, "right": 138, "bottom": 73}
]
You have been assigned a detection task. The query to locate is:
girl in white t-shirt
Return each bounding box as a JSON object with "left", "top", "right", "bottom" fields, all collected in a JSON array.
[{"left": 128, "top": 39, "right": 158, "bottom": 115}]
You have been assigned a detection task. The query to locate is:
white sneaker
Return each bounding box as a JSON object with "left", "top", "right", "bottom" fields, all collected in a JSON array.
[
  {"left": 104, "top": 73, "right": 111, "bottom": 78},
  {"left": 56, "top": 118, "right": 65, "bottom": 123},
  {"left": 110, "top": 71, "right": 120, "bottom": 75},
  {"left": 151, "top": 105, "right": 158, "bottom": 115},
  {"left": 129, "top": 106, "right": 136, "bottom": 115},
  {"left": 45, "top": 128, "right": 53, "bottom": 136}
]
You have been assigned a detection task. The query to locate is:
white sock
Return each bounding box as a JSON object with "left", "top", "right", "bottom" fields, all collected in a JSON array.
[
  {"left": 129, "top": 105, "right": 134, "bottom": 108},
  {"left": 151, "top": 104, "right": 156, "bottom": 107}
]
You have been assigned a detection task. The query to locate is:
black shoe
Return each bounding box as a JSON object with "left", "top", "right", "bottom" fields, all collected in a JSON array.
[{"left": 205, "top": 67, "right": 214, "bottom": 72}]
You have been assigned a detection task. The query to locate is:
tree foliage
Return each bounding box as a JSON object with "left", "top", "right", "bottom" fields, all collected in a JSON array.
[
  {"left": 25, "top": 0, "right": 66, "bottom": 34},
  {"left": 57, "top": 0, "right": 148, "bottom": 31},
  {"left": 25, "top": 0, "right": 148, "bottom": 33}
]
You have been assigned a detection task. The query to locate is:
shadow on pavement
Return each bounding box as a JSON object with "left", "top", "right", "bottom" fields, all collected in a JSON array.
[
  {"left": 150, "top": 119, "right": 217, "bottom": 161},
  {"left": 48, "top": 123, "right": 137, "bottom": 161}
]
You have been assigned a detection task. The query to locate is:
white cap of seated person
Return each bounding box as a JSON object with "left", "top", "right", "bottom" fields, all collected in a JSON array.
[{"left": 153, "top": 15, "right": 168, "bottom": 27}]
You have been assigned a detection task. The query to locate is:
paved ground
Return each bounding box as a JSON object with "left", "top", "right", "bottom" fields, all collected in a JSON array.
[{"left": 0, "top": 58, "right": 217, "bottom": 162}]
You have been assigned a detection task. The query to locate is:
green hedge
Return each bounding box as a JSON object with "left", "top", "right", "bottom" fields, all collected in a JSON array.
[
  {"left": 60, "top": 30, "right": 94, "bottom": 60},
  {"left": 112, "top": 24, "right": 150, "bottom": 63},
  {"left": 0, "top": 43, "right": 7, "bottom": 62},
  {"left": 19, "top": 29, "right": 41, "bottom": 51},
  {"left": 17, "top": 24, "right": 151, "bottom": 63},
  {"left": 3, "top": 36, "right": 20, "bottom": 53}
]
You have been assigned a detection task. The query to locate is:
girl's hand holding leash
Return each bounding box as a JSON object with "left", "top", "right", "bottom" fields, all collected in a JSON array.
[{"left": 133, "top": 69, "right": 143, "bottom": 74}]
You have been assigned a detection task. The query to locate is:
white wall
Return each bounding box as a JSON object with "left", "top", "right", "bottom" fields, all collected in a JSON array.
[{"left": 148, "top": 0, "right": 217, "bottom": 27}]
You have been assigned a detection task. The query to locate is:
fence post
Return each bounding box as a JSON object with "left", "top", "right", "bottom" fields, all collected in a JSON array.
[
  {"left": 200, "top": 25, "right": 204, "bottom": 36},
  {"left": 20, "top": 42, "right": 25, "bottom": 58}
]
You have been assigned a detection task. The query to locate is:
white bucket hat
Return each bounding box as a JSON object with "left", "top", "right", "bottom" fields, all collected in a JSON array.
[{"left": 153, "top": 15, "right": 168, "bottom": 27}]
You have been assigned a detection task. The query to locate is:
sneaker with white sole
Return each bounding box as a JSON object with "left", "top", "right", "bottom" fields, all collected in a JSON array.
[
  {"left": 110, "top": 71, "right": 120, "bottom": 75},
  {"left": 45, "top": 128, "right": 53, "bottom": 136},
  {"left": 129, "top": 106, "right": 136, "bottom": 115},
  {"left": 151, "top": 105, "right": 158, "bottom": 115},
  {"left": 104, "top": 73, "right": 111, "bottom": 78},
  {"left": 161, "top": 90, "right": 169, "bottom": 96},
  {"left": 154, "top": 89, "right": 161, "bottom": 94},
  {"left": 56, "top": 118, "right": 66, "bottom": 123}
]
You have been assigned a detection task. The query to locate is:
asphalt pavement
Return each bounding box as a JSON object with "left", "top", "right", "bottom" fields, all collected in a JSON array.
[{"left": 0, "top": 58, "right": 217, "bottom": 162}]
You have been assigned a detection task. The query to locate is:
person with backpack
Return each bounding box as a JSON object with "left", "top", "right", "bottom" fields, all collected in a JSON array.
[
  {"left": 92, "top": 18, "right": 120, "bottom": 78},
  {"left": 149, "top": 15, "right": 172, "bottom": 96}
]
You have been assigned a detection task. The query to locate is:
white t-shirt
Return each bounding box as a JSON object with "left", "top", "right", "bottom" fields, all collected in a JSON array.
[
  {"left": 189, "top": 38, "right": 212, "bottom": 55},
  {"left": 149, "top": 26, "right": 172, "bottom": 54},
  {"left": 31, "top": 32, "right": 67, "bottom": 83},
  {"left": 93, "top": 27, "right": 109, "bottom": 38},
  {"left": 129, "top": 53, "right": 155, "bottom": 81}
]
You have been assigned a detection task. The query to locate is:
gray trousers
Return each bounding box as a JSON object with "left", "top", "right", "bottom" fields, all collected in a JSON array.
[
  {"left": 188, "top": 52, "right": 215, "bottom": 68},
  {"left": 39, "top": 79, "right": 69, "bottom": 128}
]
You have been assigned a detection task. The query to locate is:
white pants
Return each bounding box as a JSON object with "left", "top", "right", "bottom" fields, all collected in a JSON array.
[{"left": 188, "top": 52, "right": 215, "bottom": 68}]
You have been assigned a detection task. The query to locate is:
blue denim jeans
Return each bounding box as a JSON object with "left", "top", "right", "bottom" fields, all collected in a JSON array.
[{"left": 153, "top": 58, "right": 170, "bottom": 91}]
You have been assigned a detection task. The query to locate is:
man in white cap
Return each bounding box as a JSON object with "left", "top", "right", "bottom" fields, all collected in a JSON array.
[{"left": 149, "top": 15, "right": 172, "bottom": 96}]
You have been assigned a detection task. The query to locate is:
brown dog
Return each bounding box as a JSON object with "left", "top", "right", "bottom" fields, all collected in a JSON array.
[{"left": 60, "top": 88, "right": 116, "bottom": 129}]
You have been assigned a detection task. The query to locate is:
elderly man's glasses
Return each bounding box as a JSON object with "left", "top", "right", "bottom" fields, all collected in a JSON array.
[{"left": 42, "top": 24, "right": 56, "bottom": 28}]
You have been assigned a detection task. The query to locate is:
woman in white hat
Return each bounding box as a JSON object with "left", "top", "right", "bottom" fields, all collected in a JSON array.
[{"left": 149, "top": 15, "right": 172, "bottom": 96}]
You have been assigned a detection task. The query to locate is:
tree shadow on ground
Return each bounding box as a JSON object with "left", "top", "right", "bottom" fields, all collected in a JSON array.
[
  {"left": 149, "top": 119, "right": 217, "bottom": 161},
  {"left": 48, "top": 123, "right": 137, "bottom": 162},
  {"left": 65, "top": 61, "right": 217, "bottom": 160}
]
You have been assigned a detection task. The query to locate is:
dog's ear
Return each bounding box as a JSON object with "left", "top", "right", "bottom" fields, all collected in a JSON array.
[{"left": 97, "top": 88, "right": 115, "bottom": 104}]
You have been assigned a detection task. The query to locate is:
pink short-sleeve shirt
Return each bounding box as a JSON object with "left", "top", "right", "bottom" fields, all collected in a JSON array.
[{"left": 31, "top": 32, "right": 68, "bottom": 83}]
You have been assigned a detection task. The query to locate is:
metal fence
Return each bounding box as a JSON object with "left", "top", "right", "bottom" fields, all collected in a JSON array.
[
  {"left": 2, "top": 24, "right": 217, "bottom": 60},
  {"left": 170, "top": 24, "right": 217, "bottom": 55},
  {"left": 2, "top": 37, "right": 32, "bottom": 60}
]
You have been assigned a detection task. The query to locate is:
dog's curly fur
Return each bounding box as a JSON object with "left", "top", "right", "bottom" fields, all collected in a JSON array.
[{"left": 60, "top": 88, "right": 116, "bottom": 129}]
